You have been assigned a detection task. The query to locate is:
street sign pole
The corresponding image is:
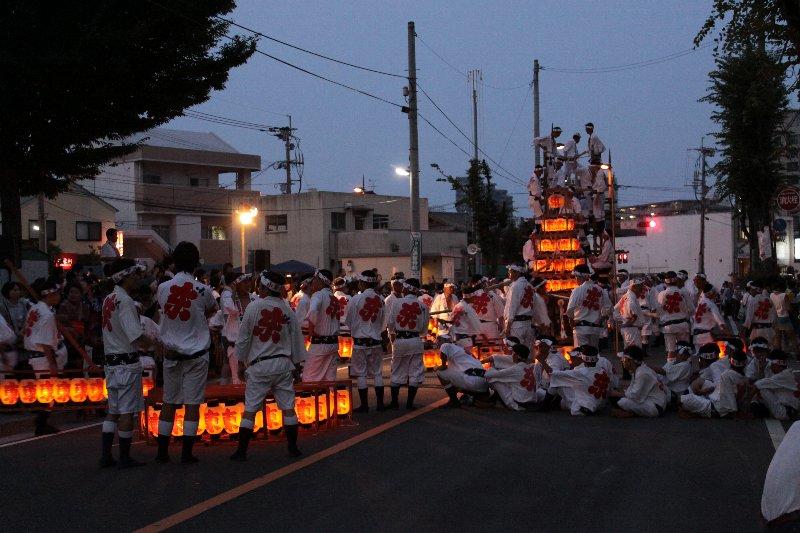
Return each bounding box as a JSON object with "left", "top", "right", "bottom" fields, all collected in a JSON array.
[{"left": 410, "top": 231, "right": 421, "bottom": 279}]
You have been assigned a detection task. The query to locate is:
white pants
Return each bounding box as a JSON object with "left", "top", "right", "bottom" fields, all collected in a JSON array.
[
  {"left": 663, "top": 324, "right": 690, "bottom": 353},
  {"left": 620, "top": 326, "right": 642, "bottom": 348},
  {"left": 693, "top": 331, "right": 714, "bottom": 351},
  {"left": 592, "top": 192, "right": 605, "bottom": 219},
  {"left": 437, "top": 368, "right": 488, "bottom": 393},
  {"left": 243, "top": 367, "right": 295, "bottom": 413},
  {"left": 302, "top": 349, "right": 338, "bottom": 382},
  {"left": 350, "top": 345, "right": 384, "bottom": 388},
  {"left": 105, "top": 362, "right": 144, "bottom": 415},
  {"left": 509, "top": 320, "right": 534, "bottom": 349},
  {"left": 490, "top": 381, "right": 522, "bottom": 410},
  {"left": 226, "top": 344, "right": 242, "bottom": 385},
  {"left": 751, "top": 327, "right": 775, "bottom": 343},
  {"left": 479, "top": 321, "right": 501, "bottom": 342},
  {"left": 680, "top": 393, "right": 713, "bottom": 417},
  {"left": 528, "top": 196, "right": 543, "bottom": 219},
  {"left": 757, "top": 389, "right": 792, "bottom": 421},
  {"left": 391, "top": 352, "right": 424, "bottom": 387},
  {"left": 28, "top": 346, "right": 68, "bottom": 373},
  {"left": 617, "top": 397, "right": 659, "bottom": 417},
  {"left": 573, "top": 326, "right": 599, "bottom": 348},
  {"left": 163, "top": 355, "right": 209, "bottom": 405}
]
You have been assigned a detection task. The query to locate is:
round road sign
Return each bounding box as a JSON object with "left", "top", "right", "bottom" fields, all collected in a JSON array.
[{"left": 777, "top": 186, "right": 800, "bottom": 214}]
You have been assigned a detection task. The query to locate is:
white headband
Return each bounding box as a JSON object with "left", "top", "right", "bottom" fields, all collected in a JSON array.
[
  {"left": 750, "top": 341, "right": 769, "bottom": 350},
  {"left": 314, "top": 270, "right": 331, "bottom": 285},
  {"left": 507, "top": 264, "right": 526, "bottom": 273},
  {"left": 582, "top": 353, "right": 599, "bottom": 363},
  {"left": 698, "top": 350, "right": 719, "bottom": 360},
  {"left": 39, "top": 284, "right": 62, "bottom": 296},
  {"left": 234, "top": 273, "right": 253, "bottom": 285},
  {"left": 767, "top": 358, "right": 788, "bottom": 366},
  {"left": 259, "top": 273, "right": 283, "bottom": 293},
  {"left": 675, "top": 345, "right": 694, "bottom": 356},
  {"left": 535, "top": 338, "right": 554, "bottom": 347},
  {"left": 111, "top": 264, "right": 146, "bottom": 283},
  {"left": 360, "top": 274, "right": 377, "bottom": 283}
]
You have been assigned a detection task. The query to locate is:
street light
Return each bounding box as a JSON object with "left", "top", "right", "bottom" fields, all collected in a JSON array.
[
  {"left": 237, "top": 205, "right": 258, "bottom": 273},
  {"left": 394, "top": 166, "right": 410, "bottom": 177}
]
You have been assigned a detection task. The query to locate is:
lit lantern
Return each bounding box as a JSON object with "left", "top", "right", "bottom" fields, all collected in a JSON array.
[
  {"left": 296, "top": 395, "right": 316, "bottom": 425},
  {"left": 1, "top": 379, "right": 19, "bottom": 405},
  {"left": 19, "top": 380, "right": 36, "bottom": 404},
  {"left": 266, "top": 400, "right": 283, "bottom": 431},
  {"left": 197, "top": 403, "right": 207, "bottom": 434},
  {"left": 304, "top": 336, "right": 311, "bottom": 351},
  {"left": 35, "top": 378, "right": 55, "bottom": 404},
  {"left": 205, "top": 404, "right": 224, "bottom": 435},
  {"left": 560, "top": 346, "right": 573, "bottom": 365},
  {"left": 471, "top": 346, "right": 480, "bottom": 359},
  {"left": 253, "top": 410, "right": 264, "bottom": 432},
  {"left": 147, "top": 407, "right": 161, "bottom": 437},
  {"left": 542, "top": 217, "right": 575, "bottom": 232},
  {"left": 142, "top": 377, "right": 155, "bottom": 397},
  {"left": 537, "top": 239, "right": 554, "bottom": 252},
  {"left": 103, "top": 380, "right": 108, "bottom": 400},
  {"left": 223, "top": 403, "right": 243, "bottom": 434},
  {"left": 69, "top": 378, "right": 88, "bottom": 403},
  {"left": 716, "top": 340, "right": 727, "bottom": 359},
  {"left": 423, "top": 349, "right": 440, "bottom": 369},
  {"left": 316, "top": 393, "right": 329, "bottom": 421},
  {"left": 427, "top": 318, "right": 436, "bottom": 333},
  {"left": 338, "top": 335, "right": 353, "bottom": 358},
  {"left": 336, "top": 388, "right": 351, "bottom": 415},
  {"left": 171, "top": 407, "right": 185, "bottom": 437},
  {"left": 53, "top": 378, "right": 71, "bottom": 403},
  {"left": 547, "top": 194, "right": 565, "bottom": 209},
  {"left": 87, "top": 378, "right": 105, "bottom": 402}
]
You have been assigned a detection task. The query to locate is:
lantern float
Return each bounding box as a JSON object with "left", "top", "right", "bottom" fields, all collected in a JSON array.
[{"left": 1, "top": 379, "right": 19, "bottom": 405}]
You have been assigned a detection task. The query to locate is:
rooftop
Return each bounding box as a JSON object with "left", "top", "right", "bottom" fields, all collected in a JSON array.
[{"left": 127, "top": 128, "right": 240, "bottom": 153}]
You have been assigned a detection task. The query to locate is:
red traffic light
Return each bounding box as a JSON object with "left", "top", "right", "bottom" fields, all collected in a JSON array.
[{"left": 648, "top": 219, "right": 656, "bottom": 228}]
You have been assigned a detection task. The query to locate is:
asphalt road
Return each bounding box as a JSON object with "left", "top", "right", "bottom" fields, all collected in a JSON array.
[{"left": 0, "top": 356, "right": 796, "bottom": 532}]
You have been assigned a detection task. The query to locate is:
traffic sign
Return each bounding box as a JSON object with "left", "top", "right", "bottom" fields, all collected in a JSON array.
[
  {"left": 773, "top": 218, "right": 788, "bottom": 232},
  {"left": 777, "top": 186, "right": 800, "bottom": 214},
  {"left": 410, "top": 232, "right": 421, "bottom": 278}
]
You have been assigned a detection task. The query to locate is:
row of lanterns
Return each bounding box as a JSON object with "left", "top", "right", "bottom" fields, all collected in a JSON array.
[
  {"left": 144, "top": 389, "right": 352, "bottom": 437},
  {"left": 536, "top": 238, "right": 581, "bottom": 253},
  {"left": 545, "top": 278, "right": 580, "bottom": 293},
  {"left": 0, "top": 376, "right": 156, "bottom": 406},
  {"left": 534, "top": 257, "right": 586, "bottom": 273},
  {"left": 541, "top": 217, "right": 576, "bottom": 233}
]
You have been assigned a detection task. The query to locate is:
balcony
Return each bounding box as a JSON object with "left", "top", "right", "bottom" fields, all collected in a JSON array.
[{"left": 135, "top": 183, "right": 260, "bottom": 215}]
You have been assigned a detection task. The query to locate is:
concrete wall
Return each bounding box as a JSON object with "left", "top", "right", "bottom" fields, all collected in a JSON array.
[
  {"left": 339, "top": 255, "right": 457, "bottom": 284},
  {"left": 88, "top": 161, "right": 137, "bottom": 229},
  {"left": 616, "top": 210, "right": 734, "bottom": 287}
]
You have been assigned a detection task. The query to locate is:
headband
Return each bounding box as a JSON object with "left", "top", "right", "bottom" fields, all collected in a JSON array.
[
  {"left": 698, "top": 350, "right": 719, "bottom": 361},
  {"left": 259, "top": 272, "right": 283, "bottom": 293},
  {"left": 314, "top": 270, "right": 331, "bottom": 285},
  {"left": 750, "top": 341, "right": 769, "bottom": 351},
  {"left": 675, "top": 344, "right": 694, "bottom": 356},
  {"left": 443, "top": 282, "right": 455, "bottom": 288},
  {"left": 507, "top": 264, "right": 527, "bottom": 273},
  {"left": 40, "top": 284, "right": 62, "bottom": 296},
  {"left": 767, "top": 358, "right": 788, "bottom": 367},
  {"left": 503, "top": 338, "right": 518, "bottom": 347},
  {"left": 234, "top": 273, "right": 253, "bottom": 286},
  {"left": 111, "top": 264, "right": 146, "bottom": 283},
  {"left": 582, "top": 353, "right": 599, "bottom": 363},
  {"left": 360, "top": 274, "right": 377, "bottom": 283},
  {"left": 729, "top": 356, "right": 746, "bottom": 368},
  {"left": 535, "top": 338, "right": 554, "bottom": 347}
]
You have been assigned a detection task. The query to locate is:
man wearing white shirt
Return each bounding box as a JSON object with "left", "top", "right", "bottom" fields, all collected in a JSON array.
[
  {"left": 502, "top": 264, "right": 535, "bottom": 348},
  {"left": 386, "top": 278, "right": 429, "bottom": 409},
  {"left": 438, "top": 342, "right": 489, "bottom": 408},
  {"left": 448, "top": 287, "right": 484, "bottom": 348},
  {"left": 220, "top": 273, "right": 254, "bottom": 385},
  {"left": 430, "top": 282, "right": 459, "bottom": 342},
  {"left": 744, "top": 282, "right": 776, "bottom": 343},
  {"left": 468, "top": 275, "right": 505, "bottom": 342},
  {"left": 534, "top": 125, "right": 562, "bottom": 180},
  {"left": 751, "top": 349, "right": 799, "bottom": 421},
  {"left": 611, "top": 346, "right": 667, "bottom": 418},
  {"left": 522, "top": 232, "right": 537, "bottom": 271},
  {"left": 614, "top": 279, "right": 646, "bottom": 348},
  {"left": 585, "top": 122, "right": 605, "bottom": 165},
  {"left": 692, "top": 284, "right": 728, "bottom": 350},
  {"left": 527, "top": 165, "right": 545, "bottom": 221},
  {"left": 302, "top": 269, "right": 340, "bottom": 382},
  {"left": 100, "top": 227, "right": 121, "bottom": 275},
  {"left": 155, "top": 242, "right": 218, "bottom": 464},
  {"left": 484, "top": 342, "right": 536, "bottom": 410},
  {"left": 656, "top": 271, "right": 692, "bottom": 361},
  {"left": 771, "top": 280, "right": 795, "bottom": 353},
  {"left": 566, "top": 265, "right": 611, "bottom": 348}
]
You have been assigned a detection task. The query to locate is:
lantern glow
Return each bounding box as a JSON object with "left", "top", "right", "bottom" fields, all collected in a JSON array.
[{"left": 338, "top": 335, "right": 353, "bottom": 358}]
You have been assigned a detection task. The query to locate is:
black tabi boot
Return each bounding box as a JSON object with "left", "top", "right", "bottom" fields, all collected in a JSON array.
[
  {"left": 34, "top": 411, "right": 59, "bottom": 436},
  {"left": 181, "top": 435, "right": 199, "bottom": 464},
  {"left": 375, "top": 386, "right": 385, "bottom": 411},
  {"left": 118, "top": 436, "right": 145, "bottom": 468},
  {"left": 285, "top": 424, "right": 302, "bottom": 457},
  {"left": 444, "top": 386, "right": 460, "bottom": 408},
  {"left": 406, "top": 386, "right": 418, "bottom": 410},
  {"left": 230, "top": 427, "right": 254, "bottom": 461},
  {"left": 389, "top": 386, "right": 400, "bottom": 409},
  {"left": 155, "top": 434, "right": 171, "bottom": 463},
  {"left": 354, "top": 388, "right": 370, "bottom": 413},
  {"left": 99, "top": 432, "right": 116, "bottom": 468}
]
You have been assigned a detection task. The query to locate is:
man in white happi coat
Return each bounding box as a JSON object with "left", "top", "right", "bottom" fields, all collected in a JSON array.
[
  {"left": 484, "top": 343, "right": 537, "bottom": 410},
  {"left": 585, "top": 122, "right": 605, "bottom": 165},
  {"left": 527, "top": 165, "right": 545, "bottom": 221},
  {"left": 566, "top": 264, "right": 611, "bottom": 348},
  {"left": 561, "top": 132, "right": 586, "bottom": 185},
  {"left": 345, "top": 270, "right": 387, "bottom": 413},
  {"left": 679, "top": 346, "right": 750, "bottom": 418},
  {"left": 448, "top": 285, "right": 485, "bottom": 349},
  {"left": 744, "top": 281, "right": 776, "bottom": 343},
  {"left": 220, "top": 273, "right": 254, "bottom": 384},
  {"left": 610, "top": 346, "right": 667, "bottom": 418},
  {"left": 614, "top": 278, "right": 646, "bottom": 348},
  {"left": 438, "top": 342, "right": 490, "bottom": 408},
  {"left": 745, "top": 336, "right": 771, "bottom": 381},
  {"left": 522, "top": 232, "right": 538, "bottom": 271},
  {"left": 751, "top": 349, "right": 799, "bottom": 421},
  {"left": 534, "top": 125, "right": 562, "bottom": 180},
  {"left": 386, "top": 278, "right": 429, "bottom": 410},
  {"left": 289, "top": 277, "right": 311, "bottom": 323},
  {"left": 231, "top": 270, "right": 305, "bottom": 460},
  {"left": 762, "top": 420, "right": 800, "bottom": 525},
  {"left": 332, "top": 277, "right": 351, "bottom": 331},
  {"left": 656, "top": 271, "right": 692, "bottom": 362},
  {"left": 548, "top": 345, "right": 611, "bottom": 416},
  {"left": 468, "top": 275, "right": 505, "bottom": 342},
  {"left": 100, "top": 260, "right": 159, "bottom": 468},
  {"left": 430, "top": 281, "right": 459, "bottom": 343},
  {"left": 155, "top": 242, "right": 218, "bottom": 464},
  {"left": 524, "top": 335, "right": 571, "bottom": 409},
  {"left": 502, "top": 264, "right": 536, "bottom": 349},
  {"left": 661, "top": 341, "right": 695, "bottom": 400},
  {"left": 691, "top": 283, "right": 728, "bottom": 350},
  {"left": 302, "top": 269, "right": 340, "bottom": 383}
]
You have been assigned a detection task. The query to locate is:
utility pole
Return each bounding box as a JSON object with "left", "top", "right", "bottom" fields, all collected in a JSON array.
[
  {"left": 37, "top": 194, "right": 46, "bottom": 253},
  {"left": 269, "top": 116, "right": 297, "bottom": 194},
  {"left": 533, "top": 59, "right": 541, "bottom": 166},
  {"left": 469, "top": 69, "right": 481, "bottom": 162},
  {"left": 690, "top": 138, "right": 715, "bottom": 274},
  {"left": 407, "top": 21, "right": 421, "bottom": 278}
]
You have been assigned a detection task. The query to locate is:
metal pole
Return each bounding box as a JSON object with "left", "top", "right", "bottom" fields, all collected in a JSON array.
[
  {"left": 699, "top": 137, "right": 707, "bottom": 274},
  {"left": 408, "top": 21, "right": 421, "bottom": 278},
  {"left": 608, "top": 165, "right": 620, "bottom": 356},
  {"left": 471, "top": 69, "right": 479, "bottom": 162},
  {"left": 285, "top": 115, "right": 292, "bottom": 195},
  {"left": 240, "top": 223, "right": 246, "bottom": 274},
  {"left": 37, "top": 193, "right": 46, "bottom": 253},
  {"left": 533, "top": 59, "right": 541, "bottom": 166}
]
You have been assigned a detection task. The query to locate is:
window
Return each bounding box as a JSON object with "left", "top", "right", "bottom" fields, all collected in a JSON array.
[
  {"left": 152, "top": 225, "right": 171, "bottom": 245},
  {"left": 142, "top": 173, "right": 161, "bottom": 185},
  {"left": 331, "top": 212, "right": 346, "bottom": 231},
  {"left": 354, "top": 211, "right": 369, "bottom": 230},
  {"left": 189, "top": 177, "right": 209, "bottom": 187},
  {"left": 266, "top": 214, "right": 288, "bottom": 232},
  {"left": 75, "top": 221, "right": 101, "bottom": 241},
  {"left": 28, "top": 220, "right": 56, "bottom": 241},
  {"left": 202, "top": 225, "right": 227, "bottom": 240},
  {"left": 372, "top": 214, "right": 389, "bottom": 229}
]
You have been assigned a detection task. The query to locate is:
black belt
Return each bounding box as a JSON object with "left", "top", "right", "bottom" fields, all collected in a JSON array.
[
  {"left": 395, "top": 331, "right": 419, "bottom": 339},
  {"left": 251, "top": 354, "right": 289, "bottom": 365},
  {"left": 455, "top": 333, "right": 474, "bottom": 341},
  {"left": 752, "top": 322, "right": 773, "bottom": 329},
  {"left": 353, "top": 337, "right": 382, "bottom": 347},
  {"left": 464, "top": 368, "right": 486, "bottom": 377},
  {"left": 513, "top": 314, "right": 532, "bottom": 322},
  {"left": 311, "top": 335, "right": 338, "bottom": 344},
  {"left": 167, "top": 349, "right": 207, "bottom": 361},
  {"left": 575, "top": 320, "right": 600, "bottom": 328},
  {"left": 105, "top": 352, "right": 140, "bottom": 366},
  {"left": 479, "top": 319, "right": 494, "bottom": 323},
  {"left": 692, "top": 328, "right": 711, "bottom": 335},
  {"left": 660, "top": 319, "right": 688, "bottom": 327}
]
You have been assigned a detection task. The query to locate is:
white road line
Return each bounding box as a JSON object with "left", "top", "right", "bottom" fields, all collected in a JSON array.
[
  {"left": 0, "top": 421, "right": 103, "bottom": 448},
  {"left": 764, "top": 419, "right": 786, "bottom": 451}
]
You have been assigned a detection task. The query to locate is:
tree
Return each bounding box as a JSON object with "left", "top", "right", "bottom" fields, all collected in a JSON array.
[
  {"left": 701, "top": 48, "right": 789, "bottom": 272},
  {"left": 0, "top": 1, "right": 255, "bottom": 264}
]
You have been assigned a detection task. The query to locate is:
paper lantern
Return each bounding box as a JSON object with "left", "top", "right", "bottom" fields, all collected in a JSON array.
[
  {"left": 266, "top": 400, "right": 283, "bottom": 431},
  {"left": 69, "top": 378, "right": 88, "bottom": 403},
  {"left": 296, "top": 395, "right": 316, "bottom": 425},
  {"left": 304, "top": 336, "right": 311, "bottom": 351},
  {"left": 716, "top": 340, "right": 727, "bottom": 359},
  {"left": 35, "top": 379, "right": 55, "bottom": 404},
  {"left": 147, "top": 407, "right": 160, "bottom": 437},
  {"left": 142, "top": 377, "right": 154, "bottom": 397},
  {"left": 1, "top": 379, "right": 19, "bottom": 405},
  {"left": 316, "top": 393, "right": 330, "bottom": 421},
  {"left": 547, "top": 194, "right": 565, "bottom": 209},
  {"left": 545, "top": 279, "right": 579, "bottom": 293},
  {"left": 253, "top": 410, "right": 264, "bottom": 432},
  {"left": 423, "top": 349, "right": 440, "bottom": 369},
  {"left": 223, "top": 403, "right": 243, "bottom": 434},
  {"left": 542, "top": 217, "right": 575, "bottom": 232},
  {"left": 560, "top": 346, "right": 573, "bottom": 365},
  {"left": 338, "top": 335, "right": 353, "bottom": 358},
  {"left": 171, "top": 407, "right": 185, "bottom": 437},
  {"left": 87, "top": 378, "right": 105, "bottom": 402},
  {"left": 18, "top": 379, "right": 36, "bottom": 404},
  {"left": 53, "top": 378, "right": 71, "bottom": 403},
  {"left": 471, "top": 346, "right": 480, "bottom": 359},
  {"left": 205, "top": 404, "right": 224, "bottom": 435},
  {"left": 537, "top": 239, "right": 555, "bottom": 253},
  {"left": 197, "top": 403, "right": 207, "bottom": 434},
  {"left": 335, "top": 388, "right": 351, "bottom": 415}
]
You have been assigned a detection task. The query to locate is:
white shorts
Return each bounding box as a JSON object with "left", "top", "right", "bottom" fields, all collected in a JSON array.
[
  {"left": 436, "top": 367, "right": 488, "bottom": 393},
  {"left": 105, "top": 362, "right": 144, "bottom": 415},
  {"left": 573, "top": 326, "right": 600, "bottom": 348},
  {"left": 509, "top": 320, "right": 534, "bottom": 349},
  {"left": 620, "top": 326, "right": 642, "bottom": 348},
  {"left": 478, "top": 321, "right": 500, "bottom": 341},
  {"left": 350, "top": 345, "right": 384, "bottom": 387},
  {"left": 163, "top": 355, "right": 209, "bottom": 405},
  {"left": 679, "top": 393, "right": 713, "bottom": 417},
  {"left": 391, "top": 352, "right": 424, "bottom": 386},
  {"left": 243, "top": 367, "right": 295, "bottom": 413},
  {"left": 302, "top": 349, "right": 338, "bottom": 382},
  {"left": 28, "top": 345, "right": 68, "bottom": 375},
  {"left": 663, "top": 323, "right": 689, "bottom": 352},
  {"left": 617, "top": 397, "right": 659, "bottom": 417}
]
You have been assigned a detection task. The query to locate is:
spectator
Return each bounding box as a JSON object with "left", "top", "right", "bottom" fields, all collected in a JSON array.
[
  {"left": 56, "top": 283, "right": 93, "bottom": 369},
  {"left": 0, "top": 281, "right": 29, "bottom": 371}
]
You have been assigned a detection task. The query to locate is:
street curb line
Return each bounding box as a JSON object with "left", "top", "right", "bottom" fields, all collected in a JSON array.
[
  {"left": 0, "top": 421, "right": 103, "bottom": 448},
  {"left": 135, "top": 396, "right": 448, "bottom": 532}
]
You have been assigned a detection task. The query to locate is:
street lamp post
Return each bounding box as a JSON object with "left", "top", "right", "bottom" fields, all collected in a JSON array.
[{"left": 237, "top": 205, "right": 258, "bottom": 273}]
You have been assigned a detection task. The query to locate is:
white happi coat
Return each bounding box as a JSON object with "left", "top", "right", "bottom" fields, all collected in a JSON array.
[
  {"left": 469, "top": 288, "right": 505, "bottom": 340},
  {"left": 762, "top": 421, "right": 800, "bottom": 523},
  {"left": 692, "top": 293, "right": 725, "bottom": 347},
  {"left": 755, "top": 368, "right": 799, "bottom": 420},
  {"left": 485, "top": 361, "right": 538, "bottom": 410},
  {"left": 549, "top": 363, "right": 610, "bottom": 415},
  {"left": 617, "top": 363, "right": 667, "bottom": 417},
  {"left": 504, "top": 277, "right": 535, "bottom": 345},
  {"left": 448, "top": 300, "right": 483, "bottom": 346},
  {"left": 744, "top": 291, "right": 776, "bottom": 340}
]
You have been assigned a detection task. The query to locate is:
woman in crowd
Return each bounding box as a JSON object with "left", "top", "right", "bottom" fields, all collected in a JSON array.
[
  {"left": 56, "top": 283, "right": 95, "bottom": 369},
  {"left": 0, "top": 281, "right": 29, "bottom": 370}
]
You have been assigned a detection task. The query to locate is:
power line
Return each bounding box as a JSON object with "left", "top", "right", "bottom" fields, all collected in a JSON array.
[
  {"left": 543, "top": 43, "right": 713, "bottom": 74},
  {"left": 183, "top": 110, "right": 274, "bottom": 131}
]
